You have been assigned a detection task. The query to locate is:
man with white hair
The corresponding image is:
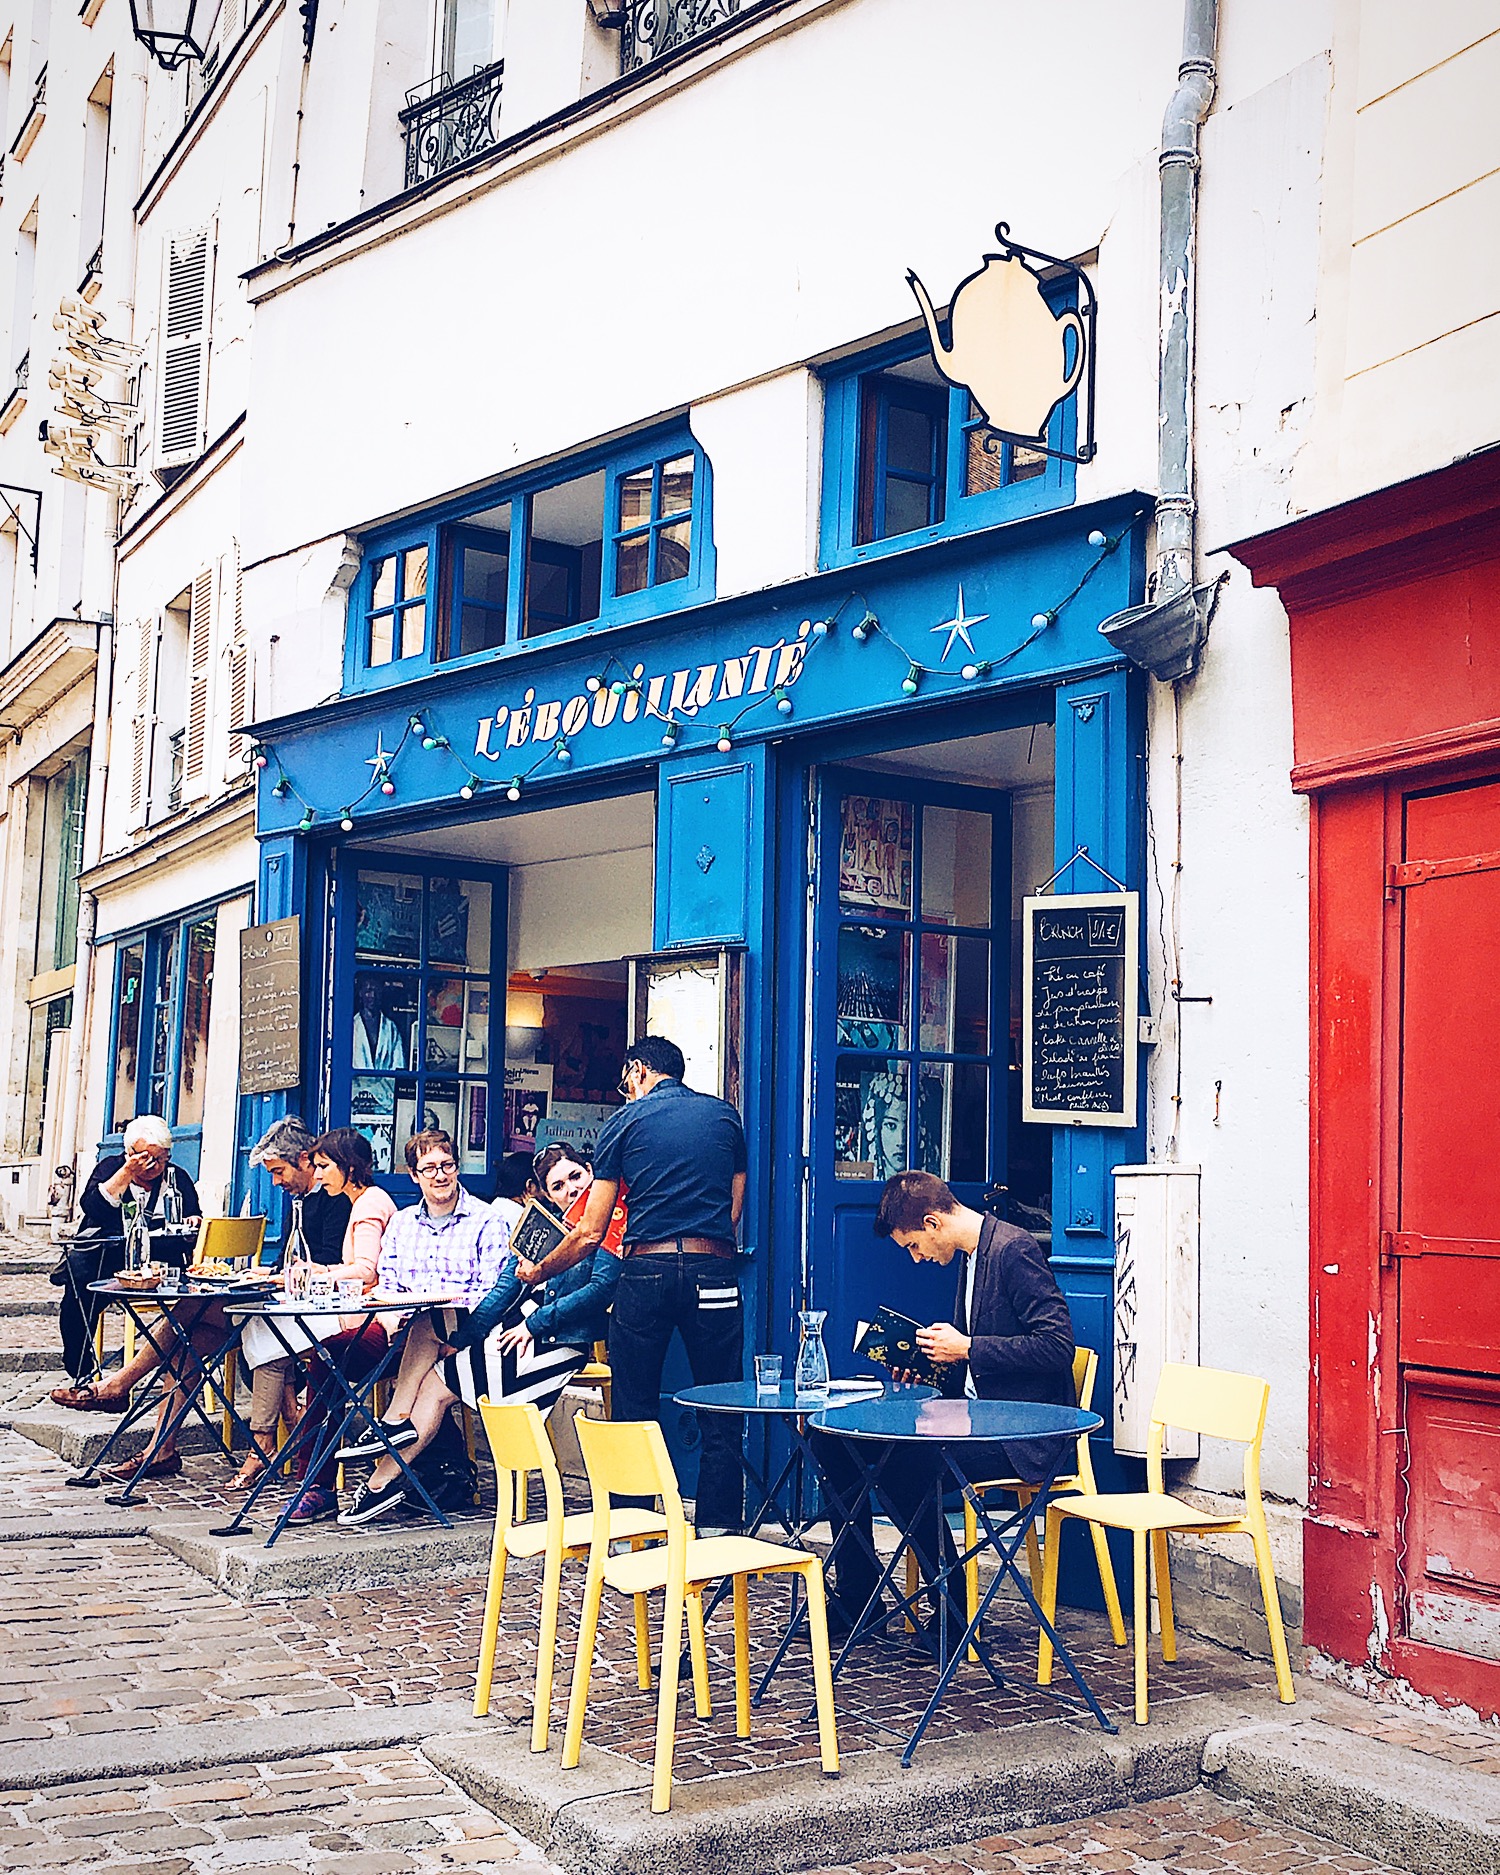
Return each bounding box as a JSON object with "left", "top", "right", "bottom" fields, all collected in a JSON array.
[{"left": 50, "top": 1116, "right": 201, "bottom": 1391}]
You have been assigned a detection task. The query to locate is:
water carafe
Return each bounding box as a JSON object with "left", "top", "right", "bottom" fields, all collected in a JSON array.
[{"left": 795, "top": 1309, "right": 830, "bottom": 1401}]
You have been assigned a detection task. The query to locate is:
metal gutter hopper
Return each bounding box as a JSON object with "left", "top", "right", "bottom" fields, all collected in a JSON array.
[{"left": 1098, "top": 573, "right": 1224, "bottom": 683}]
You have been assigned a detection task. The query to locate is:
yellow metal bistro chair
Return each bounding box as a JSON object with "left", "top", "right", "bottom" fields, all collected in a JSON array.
[
  {"left": 1037, "top": 1362, "right": 1296, "bottom": 1724},
  {"left": 963, "top": 1347, "right": 1126, "bottom": 1653},
  {"left": 197, "top": 1217, "right": 269, "bottom": 1449},
  {"left": 472, "top": 1398, "right": 671, "bottom": 1751},
  {"left": 562, "top": 1414, "right": 840, "bottom": 1814}
]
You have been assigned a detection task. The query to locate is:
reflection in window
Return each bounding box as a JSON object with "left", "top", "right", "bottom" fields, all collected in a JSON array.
[
  {"left": 367, "top": 545, "right": 429, "bottom": 667},
  {"left": 22, "top": 994, "right": 72, "bottom": 1157},
  {"left": 614, "top": 453, "right": 694, "bottom": 595},
  {"left": 448, "top": 509, "right": 510, "bottom": 658},
  {"left": 175, "top": 917, "right": 216, "bottom": 1131},
  {"left": 524, "top": 469, "right": 603, "bottom": 638},
  {"left": 857, "top": 368, "right": 947, "bottom": 545},
  {"left": 113, "top": 941, "right": 144, "bottom": 1124}
]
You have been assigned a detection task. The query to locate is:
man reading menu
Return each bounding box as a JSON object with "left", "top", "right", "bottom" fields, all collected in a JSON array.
[{"left": 813, "top": 1169, "right": 1075, "bottom": 1638}]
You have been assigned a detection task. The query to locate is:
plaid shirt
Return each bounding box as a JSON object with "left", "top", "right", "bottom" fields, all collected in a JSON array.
[{"left": 377, "top": 1186, "right": 510, "bottom": 1307}]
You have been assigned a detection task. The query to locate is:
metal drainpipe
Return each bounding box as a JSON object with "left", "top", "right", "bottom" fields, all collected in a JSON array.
[{"left": 1155, "top": 0, "right": 1219, "bottom": 602}]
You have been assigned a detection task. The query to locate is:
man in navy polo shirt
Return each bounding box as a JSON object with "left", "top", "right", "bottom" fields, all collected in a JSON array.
[{"left": 520, "top": 1034, "right": 747, "bottom": 1534}]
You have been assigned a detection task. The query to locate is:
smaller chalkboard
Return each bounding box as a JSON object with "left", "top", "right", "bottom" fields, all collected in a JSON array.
[
  {"left": 1022, "top": 891, "right": 1138, "bottom": 1128},
  {"left": 509, "top": 1197, "right": 568, "bottom": 1269},
  {"left": 239, "top": 917, "right": 301, "bottom": 1096}
]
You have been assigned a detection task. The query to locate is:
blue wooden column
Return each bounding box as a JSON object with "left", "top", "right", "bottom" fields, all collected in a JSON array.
[
  {"left": 235, "top": 831, "right": 308, "bottom": 1235},
  {"left": 1051, "top": 669, "right": 1147, "bottom": 1595}
]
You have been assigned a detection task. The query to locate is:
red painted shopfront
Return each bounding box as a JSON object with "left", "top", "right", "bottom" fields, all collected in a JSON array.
[{"left": 1234, "top": 451, "right": 1500, "bottom": 1719}]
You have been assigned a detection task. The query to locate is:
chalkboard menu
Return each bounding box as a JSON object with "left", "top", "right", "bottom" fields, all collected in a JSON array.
[
  {"left": 1022, "top": 891, "right": 1138, "bottom": 1127},
  {"left": 239, "top": 917, "right": 301, "bottom": 1096}
]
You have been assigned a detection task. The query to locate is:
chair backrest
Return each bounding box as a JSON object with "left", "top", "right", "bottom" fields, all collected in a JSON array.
[
  {"left": 195, "top": 1216, "right": 267, "bottom": 1264},
  {"left": 1147, "top": 1362, "right": 1270, "bottom": 1495},
  {"left": 574, "top": 1414, "right": 688, "bottom": 1574},
  {"left": 478, "top": 1398, "right": 563, "bottom": 1536},
  {"left": 1071, "top": 1347, "right": 1101, "bottom": 1491}
]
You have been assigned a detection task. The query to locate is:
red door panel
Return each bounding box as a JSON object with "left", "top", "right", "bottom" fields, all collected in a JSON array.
[{"left": 1403, "top": 1372, "right": 1500, "bottom": 1665}]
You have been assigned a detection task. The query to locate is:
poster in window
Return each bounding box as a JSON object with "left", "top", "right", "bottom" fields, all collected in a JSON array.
[
  {"left": 503, "top": 1062, "right": 554, "bottom": 1150},
  {"left": 836, "top": 923, "right": 907, "bottom": 1049},
  {"left": 543, "top": 997, "right": 627, "bottom": 1104},
  {"left": 838, "top": 795, "right": 913, "bottom": 914},
  {"left": 462, "top": 1082, "right": 488, "bottom": 1175},
  {"left": 396, "top": 1081, "right": 459, "bottom": 1148},
  {"left": 354, "top": 874, "right": 421, "bottom": 961},
  {"left": 353, "top": 970, "right": 413, "bottom": 1071},
  {"left": 426, "top": 876, "right": 471, "bottom": 966},
  {"left": 833, "top": 1057, "right": 908, "bottom": 1181}
]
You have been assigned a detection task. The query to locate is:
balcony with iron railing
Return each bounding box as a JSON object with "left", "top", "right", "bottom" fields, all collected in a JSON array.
[
  {"left": 0, "top": 351, "right": 29, "bottom": 434},
  {"left": 620, "top": 0, "right": 754, "bottom": 72},
  {"left": 400, "top": 60, "right": 505, "bottom": 189}
]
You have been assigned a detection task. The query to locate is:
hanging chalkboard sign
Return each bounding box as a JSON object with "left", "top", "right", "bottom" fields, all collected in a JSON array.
[
  {"left": 239, "top": 917, "right": 302, "bottom": 1096},
  {"left": 1022, "top": 891, "right": 1138, "bottom": 1127}
]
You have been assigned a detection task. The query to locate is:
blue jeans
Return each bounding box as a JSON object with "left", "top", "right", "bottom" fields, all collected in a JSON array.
[{"left": 607, "top": 1251, "right": 744, "bottom": 1530}]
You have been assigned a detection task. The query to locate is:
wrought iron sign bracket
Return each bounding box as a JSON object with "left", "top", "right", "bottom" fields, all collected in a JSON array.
[{"left": 985, "top": 223, "right": 1097, "bottom": 467}]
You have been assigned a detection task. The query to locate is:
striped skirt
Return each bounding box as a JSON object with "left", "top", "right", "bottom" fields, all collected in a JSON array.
[{"left": 440, "top": 1303, "right": 588, "bottom": 1417}]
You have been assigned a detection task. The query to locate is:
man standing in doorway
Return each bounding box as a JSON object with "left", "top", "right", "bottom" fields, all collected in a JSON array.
[{"left": 524, "top": 1035, "right": 748, "bottom": 1535}]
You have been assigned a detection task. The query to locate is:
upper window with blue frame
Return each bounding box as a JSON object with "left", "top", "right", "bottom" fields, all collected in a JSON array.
[
  {"left": 819, "top": 305, "right": 1077, "bottom": 569},
  {"left": 353, "top": 429, "right": 713, "bottom": 689}
]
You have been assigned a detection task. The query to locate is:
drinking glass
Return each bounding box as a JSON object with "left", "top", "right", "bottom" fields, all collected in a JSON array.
[
  {"left": 754, "top": 1354, "right": 783, "bottom": 1395},
  {"left": 337, "top": 1276, "right": 363, "bottom": 1306},
  {"left": 308, "top": 1267, "right": 335, "bottom": 1304}
]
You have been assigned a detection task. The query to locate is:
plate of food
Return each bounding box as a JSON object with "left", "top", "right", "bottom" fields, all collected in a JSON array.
[{"left": 115, "top": 1267, "right": 164, "bottom": 1291}]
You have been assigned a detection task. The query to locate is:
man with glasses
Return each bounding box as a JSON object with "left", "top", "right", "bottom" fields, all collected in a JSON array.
[{"left": 336, "top": 1127, "right": 509, "bottom": 1525}]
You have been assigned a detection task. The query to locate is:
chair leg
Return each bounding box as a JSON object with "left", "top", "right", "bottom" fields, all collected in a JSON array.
[
  {"left": 904, "top": 1547, "right": 919, "bottom": 1632},
  {"left": 472, "top": 1526, "right": 509, "bottom": 1718},
  {"left": 1092, "top": 1523, "right": 1127, "bottom": 1645},
  {"left": 1019, "top": 1488, "right": 1044, "bottom": 1601},
  {"left": 533, "top": 1536, "right": 563, "bottom": 1753},
  {"left": 222, "top": 1350, "right": 237, "bottom": 1453},
  {"left": 1133, "top": 1529, "right": 1150, "bottom": 1726},
  {"left": 963, "top": 1497, "right": 980, "bottom": 1658},
  {"left": 1036, "top": 1507, "right": 1063, "bottom": 1685},
  {"left": 628, "top": 1538, "right": 653, "bottom": 1690},
  {"left": 800, "top": 1562, "right": 840, "bottom": 1776},
  {"left": 1249, "top": 1520, "right": 1297, "bottom": 1704},
  {"left": 651, "top": 1589, "right": 685, "bottom": 1814},
  {"left": 560, "top": 1564, "right": 605, "bottom": 1770},
  {"left": 1152, "top": 1529, "right": 1176, "bottom": 1661},
  {"left": 732, "top": 1574, "right": 751, "bottom": 1738},
  {"left": 686, "top": 1590, "right": 712, "bottom": 1720}
]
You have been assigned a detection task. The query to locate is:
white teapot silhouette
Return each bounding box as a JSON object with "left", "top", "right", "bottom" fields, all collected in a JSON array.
[{"left": 908, "top": 226, "right": 1085, "bottom": 440}]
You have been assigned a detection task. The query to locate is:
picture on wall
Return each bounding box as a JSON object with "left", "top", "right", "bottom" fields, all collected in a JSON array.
[
  {"left": 354, "top": 876, "right": 422, "bottom": 961},
  {"left": 426, "top": 877, "right": 471, "bottom": 966},
  {"left": 503, "top": 1062, "right": 554, "bottom": 1150},
  {"left": 833, "top": 1057, "right": 908, "bottom": 1181},
  {"left": 836, "top": 923, "right": 907, "bottom": 1050},
  {"left": 543, "top": 998, "right": 628, "bottom": 1105},
  {"left": 353, "top": 971, "right": 414, "bottom": 1071},
  {"left": 838, "top": 795, "right": 913, "bottom": 914}
]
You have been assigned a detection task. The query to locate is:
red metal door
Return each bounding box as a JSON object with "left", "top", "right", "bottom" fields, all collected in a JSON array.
[{"left": 1393, "top": 779, "right": 1500, "bottom": 1662}]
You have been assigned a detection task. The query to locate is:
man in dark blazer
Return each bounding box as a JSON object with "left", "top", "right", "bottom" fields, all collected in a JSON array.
[{"left": 814, "top": 1169, "right": 1076, "bottom": 1636}]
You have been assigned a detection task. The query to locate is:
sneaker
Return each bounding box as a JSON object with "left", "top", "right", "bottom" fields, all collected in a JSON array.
[
  {"left": 336, "top": 1418, "right": 418, "bottom": 1463},
  {"left": 286, "top": 1486, "right": 339, "bottom": 1526},
  {"left": 337, "top": 1476, "right": 407, "bottom": 1526}
]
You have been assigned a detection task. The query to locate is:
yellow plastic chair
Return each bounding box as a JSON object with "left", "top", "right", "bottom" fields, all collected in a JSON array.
[
  {"left": 197, "top": 1217, "right": 268, "bottom": 1449},
  {"left": 577, "top": 1338, "right": 613, "bottom": 1419},
  {"left": 473, "top": 1398, "right": 671, "bottom": 1751},
  {"left": 963, "top": 1348, "right": 1126, "bottom": 1654},
  {"left": 562, "top": 1414, "right": 840, "bottom": 1813},
  {"left": 1037, "top": 1362, "right": 1296, "bottom": 1724}
]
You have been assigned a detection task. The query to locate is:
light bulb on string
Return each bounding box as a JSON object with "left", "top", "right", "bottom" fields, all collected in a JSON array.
[
  {"left": 409, "top": 714, "right": 428, "bottom": 743},
  {"left": 297, "top": 808, "right": 315, "bottom": 833},
  {"left": 716, "top": 724, "right": 733, "bottom": 753},
  {"left": 610, "top": 679, "right": 626, "bottom": 698},
  {"left": 272, "top": 779, "right": 288, "bottom": 799},
  {"left": 554, "top": 737, "right": 572, "bottom": 767},
  {"left": 901, "top": 664, "right": 921, "bottom": 696},
  {"left": 850, "top": 612, "right": 875, "bottom": 643},
  {"left": 459, "top": 775, "right": 478, "bottom": 801},
  {"left": 252, "top": 747, "right": 268, "bottom": 769},
  {"left": 380, "top": 770, "right": 396, "bottom": 796},
  {"left": 960, "top": 660, "right": 993, "bottom": 682},
  {"left": 810, "top": 617, "right": 831, "bottom": 637},
  {"left": 1031, "top": 610, "right": 1055, "bottom": 630},
  {"left": 774, "top": 687, "right": 793, "bottom": 715},
  {"left": 1088, "top": 529, "right": 1107, "bottom": 549},
  {"left": 506, "top": 776, "right": 523, "bottom": 803},
  {"left": 660, "top": 720, "right": 680, "bottom": 748},
  {"left": 339, "top": 809, "right": 355, "bottom": 832}
]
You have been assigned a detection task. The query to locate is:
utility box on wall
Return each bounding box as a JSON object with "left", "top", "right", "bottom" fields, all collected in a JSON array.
[{"left": 1112, "top": 1164, "right": 1200, "bottom": 1458}]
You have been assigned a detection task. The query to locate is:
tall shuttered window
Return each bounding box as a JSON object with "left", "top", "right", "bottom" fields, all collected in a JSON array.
[
  {"left": 126, "top": 615, "right": 159, "bottom": 829},
  {"left": 182, "top": 564, "right": 214, "bottom": 794},
  {"left": 158, "top": 227, "right": 212, "bottom": 467}
]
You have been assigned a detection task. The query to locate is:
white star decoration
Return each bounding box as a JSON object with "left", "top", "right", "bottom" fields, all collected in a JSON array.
[
  {"left": 365, "top": 733, "right": 394, "bottom": 773},
  {"left": 931, "top": 584, "right": 989, "bottom": 661}
]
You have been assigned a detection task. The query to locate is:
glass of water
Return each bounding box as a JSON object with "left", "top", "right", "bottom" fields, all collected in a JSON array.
[
  {"left": 337, "top": 1276, "right": 363, "bottom": 1306},
  {"left": 754, "top": 1354, "right": 783, "bottom": 1396},
  {"left": 307, "top": 1267, "right": 335, "bottom": 1304}
]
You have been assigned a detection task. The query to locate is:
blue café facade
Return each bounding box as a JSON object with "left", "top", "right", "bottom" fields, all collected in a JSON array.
[{"left": 244, "top": 352, "right": 1149, "bottom": 1538}]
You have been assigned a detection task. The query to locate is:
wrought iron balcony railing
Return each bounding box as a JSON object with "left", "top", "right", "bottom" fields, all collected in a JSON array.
[
  {"left": 621, "top": 0, "right": 752, "bottom": 72},
  {"left": 400, "top": 61, "right": 505, "bottom": 189}
]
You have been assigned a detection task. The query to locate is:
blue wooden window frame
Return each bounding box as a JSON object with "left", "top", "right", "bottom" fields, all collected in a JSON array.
[
  {"left": 818, "top": 303, "right": 1078, "bottom": 571},
  {"left": 329, "top": 851, "right": 509, "bottom": 1200},
  {"left": 345, "top": 426, "right": 715, "bottom": 695}
]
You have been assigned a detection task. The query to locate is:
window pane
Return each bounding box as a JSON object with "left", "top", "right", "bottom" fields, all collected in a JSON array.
[
  {"left": 886, "top": 404, "right": 936, "bottom": 475},
  {"left": 460, "top": 980, "right": 490, "bottom": 1073},
  {"left": 403, "top": 544, "right": 429, "bottom": 599},
  {"left": 175, "top": 917, "right": 216, "bottom": 1131},
  {"left": 921, "top": 806, "right": 991, "bottom": 926},
  {"left": 660, "top": 454, "right": 693, "bottom": 515},
  {"left": 21, "top": 995, "right": 71, "bottom": 1158},
  {"left": 618, "top": 465, "right": 653, "bottom": 531},
  {"left": 457, "top": 539, "right": 509, "bottom": 656},
  {"left": 964, "top": 422, "right": 1006, "bottom": 497},
  {"left": 429, "top": 876, "right": 490, "bottom": 970},
  {"left": 1011, "top": 442, "right": 1047, "bottom": 481},
  {"left": 836, "top": 923, "right": 908, "bottom": 1048},
  {"left": 838, "top": 794, "right": 913, "bottom": 913},
  {"left": 655, "top": 517, "right": 691, "bottom": 585},
  {"left": 424, "top": 976, "right": 465, "bottom": 1071},
  {"left": 615, "top": 531, "right": 650, "bottom": 596},
  {"left": 353, "top": 969, "right": 415, "bottom": 1071},
  {"left": 113, "top": 942, "right": 144, "bottom": 1126},
  {"left": 419, "top": 1079, "right": 459, "bottom": 1141},
  {"left": 369, "top": 611, "right": 394, "bottom": 667},
  {"left": 351, "top": 1071, "right": 396, "bottom": 1173},
  {"left": 525, "top": 470, "right": 604, "bottom": 637},
  {"left": 445, "top": 0, "right": 495, "bottom": 78},
  {"left": 916, "top": 1061, "right": 987, "bottom": 1182},
  {"left": 354, "top": 870, "right": 424, "bottom": 961},
  {"left": 918, "top": 933, "right": 989, "bottom": 1054},
  {"left": 399, "top": 600, "right": 426, "bottom": 660},
  {"left": 371, "top": 556, "right": 396, "bottom": 610},
  {"left": 460, "top": 1079, "right": 489, "bottom": 1175},
  {"left": 835, "top": 1056, "right": 908, "bottom": 1181},
  {"left": 884, "top": 476, "right": 935, "bottom": 538}
]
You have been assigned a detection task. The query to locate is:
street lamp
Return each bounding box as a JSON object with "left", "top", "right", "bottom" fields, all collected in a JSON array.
[{"left": 128, "top": 0, "right": 211, "bottom": 71}]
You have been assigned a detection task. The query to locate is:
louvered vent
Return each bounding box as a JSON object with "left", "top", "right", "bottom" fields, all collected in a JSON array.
[{"left": 159, "top": 229, "right": 211, "bottom": 466}]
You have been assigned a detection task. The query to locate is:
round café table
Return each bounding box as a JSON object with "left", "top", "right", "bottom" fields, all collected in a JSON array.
[{"left": 805, "top": 1393, "right": 1115, "bottom": 1761}]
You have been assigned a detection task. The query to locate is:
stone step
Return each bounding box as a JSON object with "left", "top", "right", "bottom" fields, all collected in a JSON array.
[
  {"left": 153, "top": 1508, "right": 499, "bottom": 1599},
  {"left": 4, "top": 1400, "right": 228, "bottom": 1469}
]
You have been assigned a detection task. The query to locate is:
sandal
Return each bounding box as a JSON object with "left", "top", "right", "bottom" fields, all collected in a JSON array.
[
  {"left": 103, "top": 1449, "right": 182, "bottom": 1483},
  {"left": 228, "top": 1437, "right": 277, "bottom": 1491},
  {"left": 50, "top": 1382, "right": 129, "bottom": 1413}
]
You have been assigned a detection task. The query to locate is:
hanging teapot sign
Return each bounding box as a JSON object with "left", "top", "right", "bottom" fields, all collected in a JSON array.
[{"left": 907, "top": 222, "right": 1097, "bottom": 465}]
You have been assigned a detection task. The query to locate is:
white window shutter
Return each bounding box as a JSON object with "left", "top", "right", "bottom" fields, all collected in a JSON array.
[
  {"left": 158, "top": 228, "right": 213, "bottom": 467},
  {"left": 183, "top": 565, "right": 215, "bottom": 793},
  {"left": 127, "top": 618, "right": 159, "bottom": 829},
  {"left": 224, "top": 541, "right": 252, "bottom": 781}
]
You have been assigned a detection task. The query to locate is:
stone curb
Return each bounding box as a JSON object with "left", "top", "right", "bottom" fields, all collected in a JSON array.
[
  {"left": 0, "top": 1699, "right": 486, "bottom": 1792},
  {"left": 150, "top": 1511, "right": 498, "bottom": 1598},
  {"left": 0, "top": 1512, "right": 152, "bottom": 1541},
  {"left": 423, "top": 1692, "right": 1269, "bottom": 1875},
  {"left": 1204, "top": 1715, "right": 1500, "bottom": 1875}
]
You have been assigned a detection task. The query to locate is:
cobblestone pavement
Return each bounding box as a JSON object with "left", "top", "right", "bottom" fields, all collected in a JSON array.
[
  {"left": 0, "top": 1744, "right": 559, "bottom": 1872},
  {"left": 808, "top": 1791, "right": 1416, "bottom": 1875}
]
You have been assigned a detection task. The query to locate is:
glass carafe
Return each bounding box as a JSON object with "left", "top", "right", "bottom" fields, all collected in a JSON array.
[
  {"left": 123, "top": 1197, "right": 149, "bottom": 1275},
  {"left": 283, "top": 1197, "right": 312, "bottom": 1302},
  {"left": 795, "top": 1309, "right": 830, "bottom": 1401}
]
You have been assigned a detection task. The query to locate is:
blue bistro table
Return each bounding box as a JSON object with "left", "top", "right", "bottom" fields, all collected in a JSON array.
[
  {"left": 675, "top": 1378, "right": 937, "bottom": 1700},
  {"left": 805, "top": 1393, "right": 1116, "bottom": 1762},
  {"left": 67, "top": 1275, "right": 275, "bottom": 1503}
]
